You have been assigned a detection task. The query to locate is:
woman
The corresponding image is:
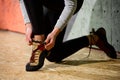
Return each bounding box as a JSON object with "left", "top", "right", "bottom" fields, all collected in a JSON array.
[{"left": 19, "top": 0, "right": 117, "bottom": 71}]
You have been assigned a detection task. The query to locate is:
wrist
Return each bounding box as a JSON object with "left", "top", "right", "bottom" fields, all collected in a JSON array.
[
  {"left": 25, "top": 22, "right": 31, "bottom": 26},
  {"left": 25, "top": 23, "right": 32, "bottom": 32},
  {"left": 25, "top": 23, "right": 32, "bottom": 28},
  {"left": 51, "top": 27, "right": 61, "bottom": 37}
]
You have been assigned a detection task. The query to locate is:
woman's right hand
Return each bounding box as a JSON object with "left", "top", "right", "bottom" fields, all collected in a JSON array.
[{"left": 25, "top": 23, "right": 32, "bottom": 45}]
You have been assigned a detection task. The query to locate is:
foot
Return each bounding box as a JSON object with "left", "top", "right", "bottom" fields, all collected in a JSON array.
[
  {"left": 90, "top": 27, "right": 117, "bottom": 59},
  {"left": 26, "top": 40, "right": 48, "bottom": 71}
]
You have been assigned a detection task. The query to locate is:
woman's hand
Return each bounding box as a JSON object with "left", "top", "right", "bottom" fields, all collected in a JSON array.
[
  {"left": 25, "top": 23, "right": 32, "bottom": 45},
  {"left": 45, "top": 27, "right": 61, "bottom": 50},
  {"left": 44, "top": 32, "right": 56, "bottom": 50}
]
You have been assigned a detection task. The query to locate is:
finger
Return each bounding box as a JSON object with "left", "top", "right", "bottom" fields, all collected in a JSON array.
[
  {"left": 26, "top": 34, "right": 32, "bottom": 45},
  {"left": 28, "top": 41, "right": 32, "bottom": 45},
  {"left": 45, "top": 41, "right": 51, "bottom": 50},
  {"left": 44, "top": 37, "right": 50, "bottom": 44},
  {"left": 28, "top": 34, "right": 32, "bottom": 42},
  {"left": 45, "top": 45, "right": 51, "bottom": 50},
  {"left": 46, "top": 38, "right": 53, "bottom": 46},
  {"left": 45, "top": 39, "right": 54, "bottom": 50}
]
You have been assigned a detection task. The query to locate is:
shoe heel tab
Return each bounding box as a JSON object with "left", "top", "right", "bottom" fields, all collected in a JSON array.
[
  {"left": 90, "top": 28, "right": 95, "bottom": 34},
  {"left": 92, "top": 28, "right": 95, "bottom": 33}
]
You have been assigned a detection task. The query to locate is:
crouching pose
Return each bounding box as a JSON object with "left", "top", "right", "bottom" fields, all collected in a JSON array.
[{"left": 19, "top": 0, "right": 117, "bottom": 71}]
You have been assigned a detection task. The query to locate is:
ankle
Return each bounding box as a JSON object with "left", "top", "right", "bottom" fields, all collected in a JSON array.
[{"left": 34, "top": 35, "right": 45, "bottom": 42}]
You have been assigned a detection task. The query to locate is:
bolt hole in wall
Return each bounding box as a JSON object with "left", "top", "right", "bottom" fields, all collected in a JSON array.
[
  {"left": 89, "top": 0, "right": 120, "bottom": 52},
  {"left": 65, "top": 0, "right": 120, "bottom": 52}
]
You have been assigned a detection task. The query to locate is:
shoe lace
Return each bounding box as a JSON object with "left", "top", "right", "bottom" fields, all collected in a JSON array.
[
  {"left": 30, "top": 41, "right": 46, "bottom": 63},
  {"left": 86, "top": 28, "right": 96, "bottom": 58}
]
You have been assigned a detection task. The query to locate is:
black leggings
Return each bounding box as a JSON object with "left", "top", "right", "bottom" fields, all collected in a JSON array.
[{"left": 23, "top": 0, "right": 89, "bottom": 62}]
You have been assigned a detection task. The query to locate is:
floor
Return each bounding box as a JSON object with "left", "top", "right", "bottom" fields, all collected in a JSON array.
[{"left": 0, "top": 30, "right": 120, "bottom": 80}]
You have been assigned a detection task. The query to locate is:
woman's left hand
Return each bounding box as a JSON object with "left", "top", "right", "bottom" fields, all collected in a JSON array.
[
  {"left": 45, "top": 27, "right": 61, "bottom": 50},
  {"left": 45, "top": 32, "right": 56, "bottom": 50}
]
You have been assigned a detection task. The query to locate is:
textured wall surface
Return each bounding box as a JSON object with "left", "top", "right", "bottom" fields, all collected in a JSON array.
[
  {"left": 0, "top": 0, "right": 25, "bottom": 33},
  {"left": 65, "top": 0, "right": 120, "bottom": 51}
]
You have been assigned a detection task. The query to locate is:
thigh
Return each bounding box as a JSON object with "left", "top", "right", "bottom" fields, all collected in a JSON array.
[
  {"left": 43, "top": 0, "right": 84, "bottom": 14},
  {"left": 23, "top": 0, "right": 43, "bottom": 22},
  {"left": 43, "top": 7, "right": 62, "bottom": 37},
  {"left": 75, "top": 0, "right": 84, "bottom": 14},
  {"left": 43, "top": 0, "right": 64, "bottom": 12},
  {"left": 23, "top": 0, "right": 44, "bottom": 35}
]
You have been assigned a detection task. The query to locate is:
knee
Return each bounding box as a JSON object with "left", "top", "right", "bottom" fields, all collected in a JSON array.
[
  {"left": 46, "top": 57, "right": 56, "bottom": 62},
  {"left": 46, "top": 57, "right": 62, "bottom": 63}
]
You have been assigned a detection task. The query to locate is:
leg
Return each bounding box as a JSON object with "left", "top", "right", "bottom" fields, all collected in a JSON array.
[
  {"left": 23, "top": 0, "right": 50, "bottom": 71},
  {"left": 46, "top": 29, "right": 89, "bottom": 62},
  {"left": 47, "top": 28, "right": 117, "bottom": 62}
]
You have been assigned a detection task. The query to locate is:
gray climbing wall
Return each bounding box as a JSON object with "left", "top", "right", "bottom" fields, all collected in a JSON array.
[{"left": 64, "top": 0, "right": 120, "bottom": 52}]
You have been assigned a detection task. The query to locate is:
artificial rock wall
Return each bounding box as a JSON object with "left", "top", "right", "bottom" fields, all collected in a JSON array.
[
  {"left": 65, "top": 0, "right": 120, "bottom": 51},
  {"left": 0, "top": 0, "right": 25, "bottom": 33}
]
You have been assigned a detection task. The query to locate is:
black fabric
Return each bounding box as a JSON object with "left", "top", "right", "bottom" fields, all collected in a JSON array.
[
  {"left": 23, "top": 0, "right": 44, "bottom": 35},
  {"left": 46, "top": 36, "right": 89, "bottom": 62}
]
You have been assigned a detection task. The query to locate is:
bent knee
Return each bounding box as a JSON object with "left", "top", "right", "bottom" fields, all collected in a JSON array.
[{"left": 46, "top": 57, "right": 62, "bottom": 62}]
